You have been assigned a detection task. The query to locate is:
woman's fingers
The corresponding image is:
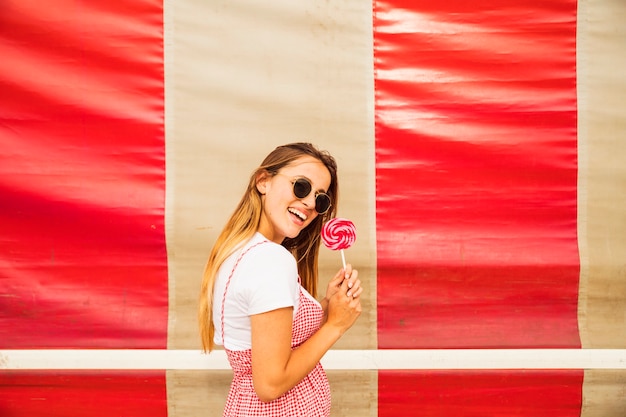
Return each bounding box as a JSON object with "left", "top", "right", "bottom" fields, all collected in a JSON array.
[
  {"left": 344, "top": 267, "right": 358, "bottom": 289},
  {"left": 346, "top": 278, "right": 361, "bottom": 298},
  {"left": 348, "top": 285, "right": 363, "bottom": 299},
  {"left": 326, "top": 266, "right": 363, "bottom": 331},
  {"left": 343, "top": 263, "right": 353, "bottom": 276},
  {"left": 330, "top": 268, "right": 345, "bottom": 286},
  {"left": 325, "top": 268, "right": 347, "bottom": 300},
  {"left": 328, "top": 287, "right": 362, "bottom": 330}
]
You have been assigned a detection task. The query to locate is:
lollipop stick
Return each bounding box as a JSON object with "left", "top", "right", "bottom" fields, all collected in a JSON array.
[{"left": 340, "top": 249, "right": 346, "bottom": 269}]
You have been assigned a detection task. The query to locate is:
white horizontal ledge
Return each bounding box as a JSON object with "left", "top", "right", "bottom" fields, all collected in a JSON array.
[{"left": 1, "top": 349, "right": 625, "bottom": 371}]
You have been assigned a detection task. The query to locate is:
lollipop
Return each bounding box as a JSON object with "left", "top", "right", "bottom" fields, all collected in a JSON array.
[{"left": 321, "top": 217, "right": 356, "bottom": 268}]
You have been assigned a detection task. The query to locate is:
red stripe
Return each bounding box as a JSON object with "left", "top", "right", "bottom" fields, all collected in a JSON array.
[
  {"left": 0, "top": 371, "right": 167, "bottom": 417},
  {"left": 0, "top": 1, "right": 167, "bottom": 348},
  {"left": 374, "top": 0, "right": 581, "bottom": 414},
  {"left": 0, "top": 1, "right": 167, "bottom": 414},
  {"left": 375, "top": 0, "right": 580, "bottom": 349},
  {"left": 379, "top": 370, "right": 583, "bottom": 417}
]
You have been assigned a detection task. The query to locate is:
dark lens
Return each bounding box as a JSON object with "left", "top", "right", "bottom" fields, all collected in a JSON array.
[
  {"left": 315, "top": 194, "right": 331, "bottom": 214},
  {"left": 293, "top": 178, "right": 312, "bottom": 199}
]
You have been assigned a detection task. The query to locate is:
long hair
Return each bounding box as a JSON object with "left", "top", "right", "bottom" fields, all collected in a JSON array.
[{"left": 198, "top": 143, "right": 338, "bottom": 352}]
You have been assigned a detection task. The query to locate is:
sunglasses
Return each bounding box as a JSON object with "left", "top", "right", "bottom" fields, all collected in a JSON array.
[{"left": 277, "top": 174, "right": 332, "bottom": 215}]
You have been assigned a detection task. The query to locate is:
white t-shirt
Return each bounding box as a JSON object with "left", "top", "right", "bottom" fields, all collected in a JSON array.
[{"left": 212, "top": 233, "right": 301, "bottom": 351}]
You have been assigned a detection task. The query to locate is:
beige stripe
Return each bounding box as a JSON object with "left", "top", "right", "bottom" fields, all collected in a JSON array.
[
  {"left": 166, "top": 371, "right": 377, "bottom": 417},
  {"left": 164, "top": 0, "right": 376, "bottom": 415},
  {"left": 327, "top": 371, "right": 377, "bottom": 417},
  {"left": 577, "top": 0, "right": 626, "bottom": 349},
  {"left": 578, "top": 0, "right": 626, "bottom": 415},
  {"left": 581, "top": 370, "right": 626, "bottom": 417},
  {"left": 167, "top": 371, "right": 231, "bottom": 416}
]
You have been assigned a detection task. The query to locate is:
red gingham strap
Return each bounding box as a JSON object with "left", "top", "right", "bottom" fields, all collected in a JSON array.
[{"left": 220, "top": 240, "right": 270, "bottom": 343}]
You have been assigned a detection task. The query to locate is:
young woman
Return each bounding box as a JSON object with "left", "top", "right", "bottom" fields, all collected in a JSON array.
[{"left": 198, "top": 142, "right": 363, "bottom": 416}]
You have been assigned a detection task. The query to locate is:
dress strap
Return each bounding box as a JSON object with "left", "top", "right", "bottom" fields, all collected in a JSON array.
[{"left": 220, "top": 240, "right": 269, "bottom": 344}]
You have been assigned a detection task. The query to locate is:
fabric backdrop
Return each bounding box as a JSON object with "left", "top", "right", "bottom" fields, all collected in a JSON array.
[{"left": 1, "top": 0, "right": 625, "bottom": 416}]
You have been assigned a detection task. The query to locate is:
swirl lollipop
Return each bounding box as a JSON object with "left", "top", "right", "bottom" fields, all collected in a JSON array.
[{"left": 321, "top": 217, "right": 356, "bottom": 268}]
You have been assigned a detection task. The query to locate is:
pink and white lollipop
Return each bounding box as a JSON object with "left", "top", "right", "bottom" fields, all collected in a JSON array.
[{"left": 321, "top": 217, "right": 356, "bottom": 268}]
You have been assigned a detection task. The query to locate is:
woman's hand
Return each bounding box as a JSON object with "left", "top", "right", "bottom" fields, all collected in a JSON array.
[
  {"left": 325, "top": 266, "right": 362, "bottom": 334},
  {"left": 323, "top": 264, "right": 363, "bottom": 306}
]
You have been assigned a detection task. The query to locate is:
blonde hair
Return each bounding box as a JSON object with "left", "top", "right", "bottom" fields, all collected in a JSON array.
[{"left": 198, "top": 143, "right": 338, "bottom": 352}]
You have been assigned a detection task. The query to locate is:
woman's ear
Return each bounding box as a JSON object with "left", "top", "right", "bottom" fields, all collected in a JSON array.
[{"left": 255, "top": 171, "right": 270, "bottom": 195}]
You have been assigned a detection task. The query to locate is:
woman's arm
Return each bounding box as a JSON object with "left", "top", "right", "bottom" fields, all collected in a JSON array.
[{"left": 250, "top": 274, "right": 361, "bottom": 402}]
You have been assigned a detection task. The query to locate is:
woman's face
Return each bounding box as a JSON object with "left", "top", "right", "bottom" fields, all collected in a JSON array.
[{"left": 256, "top": 155, "right": 331, "bottom": 244}]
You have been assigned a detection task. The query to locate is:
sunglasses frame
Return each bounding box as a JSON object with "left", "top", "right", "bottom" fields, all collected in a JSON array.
[
  {"left": 291, "top": 177, "right": 332, "bottom": 215},
  {"left": 273, "top": 173, "right": 332, "bottom": 215}
]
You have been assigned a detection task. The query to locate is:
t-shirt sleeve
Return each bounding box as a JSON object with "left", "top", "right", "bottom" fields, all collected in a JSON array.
[{"left": 236, "top": 243, "right": 299, "bottom": 316}]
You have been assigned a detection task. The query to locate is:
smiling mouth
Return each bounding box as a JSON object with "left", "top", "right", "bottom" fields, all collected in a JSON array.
[{"left": 288, "top": 208, "right": 307, "bottom": 222}]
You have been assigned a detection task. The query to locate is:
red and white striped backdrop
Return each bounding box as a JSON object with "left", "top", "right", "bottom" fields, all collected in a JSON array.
[{"left": 1, "top": 0, "right": 625, "bottom": 416}]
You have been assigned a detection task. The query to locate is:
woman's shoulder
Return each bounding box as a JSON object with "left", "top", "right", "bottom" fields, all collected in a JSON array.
[
  {"left": 221, "top": 233, "right": 293, "bottom": 275},
  {"left": 236, "top": 234, "right": 299, "bottom": 290},
  {"left": 244, "top": 233, "right": 294, "bottom": 261}
]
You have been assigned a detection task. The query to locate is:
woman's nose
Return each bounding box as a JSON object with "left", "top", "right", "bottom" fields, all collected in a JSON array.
[{"left": 302, "top": 192, "right": 316, "bottom": 209}]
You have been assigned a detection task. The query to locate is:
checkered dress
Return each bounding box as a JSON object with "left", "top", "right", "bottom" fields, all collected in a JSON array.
[{"left": 220, "top": 242, "right": 332, "bottom": 417}]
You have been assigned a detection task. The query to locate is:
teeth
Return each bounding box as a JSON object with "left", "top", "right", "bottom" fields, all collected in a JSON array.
[{"left": 288, "top": 208, "right": 307, "bottom": 221}]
